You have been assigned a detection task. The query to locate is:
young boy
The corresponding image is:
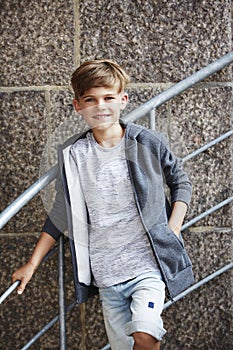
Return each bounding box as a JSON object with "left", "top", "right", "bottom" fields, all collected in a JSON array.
[{"left": 12, "top": 59, "right": 194, "bottom": 350}]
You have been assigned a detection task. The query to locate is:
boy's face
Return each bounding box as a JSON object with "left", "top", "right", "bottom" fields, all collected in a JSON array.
[{"left": 73, "top": 87, "right": 128, "bottom": 130}]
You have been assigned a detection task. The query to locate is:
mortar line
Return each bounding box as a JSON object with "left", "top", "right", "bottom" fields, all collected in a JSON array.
[
  {"left": 1, "top": 82, "right": 232, "bottom": 94},
  {"left": 0, "top": 232, "right": 41, "bottom": 237},
  {"left": 0, "top": 85, "right": 70, "bottom": 93},
  {"left": 73, "top": 0, "right": 81, "bottom": 69}
]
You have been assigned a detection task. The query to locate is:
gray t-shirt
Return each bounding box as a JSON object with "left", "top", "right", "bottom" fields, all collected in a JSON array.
[{"left": 71, "top": 131, "right": 159, "bottom": 287}]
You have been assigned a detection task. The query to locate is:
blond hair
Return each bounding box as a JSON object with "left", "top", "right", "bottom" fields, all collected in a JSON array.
[{"left": 71, "top": 59, "right": 130, "bottom": 100}]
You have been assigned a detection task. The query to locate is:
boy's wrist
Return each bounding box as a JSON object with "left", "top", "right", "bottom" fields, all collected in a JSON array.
[{"left": 28, "top": 260, "right": 39, "bottom": 272}]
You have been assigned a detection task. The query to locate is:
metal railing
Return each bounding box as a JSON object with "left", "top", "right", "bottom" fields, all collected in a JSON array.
[{"left": 0, "top": 52, "right": 233, "bottom": 349}]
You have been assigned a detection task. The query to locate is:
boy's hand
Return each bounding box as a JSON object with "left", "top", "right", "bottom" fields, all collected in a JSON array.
[
  {"left": 12, "top": 261, "right": 36, "bottom": 295},
  {"left": 11, "top": 232, "right": 56, "bottom": 295}
]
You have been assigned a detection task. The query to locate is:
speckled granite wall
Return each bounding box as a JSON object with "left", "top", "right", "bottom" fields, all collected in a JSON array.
[{"left": 0, "top": 0, "right": 232, "bottom": 349}]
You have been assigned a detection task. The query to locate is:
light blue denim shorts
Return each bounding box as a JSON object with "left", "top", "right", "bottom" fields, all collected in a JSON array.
[{"left": 99, "top": 271, "right": 166, "bottom": 350}]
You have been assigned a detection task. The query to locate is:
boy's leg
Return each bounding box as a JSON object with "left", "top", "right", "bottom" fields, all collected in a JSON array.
[
  {"left": 99, "top": 286, "right": 134, "bottom": 350},
  {"left": 99, "top": 272, "right": 165, "bottom": 350},
  {"left": 133, "top": 332, "right": 160, "bottom": 350}
]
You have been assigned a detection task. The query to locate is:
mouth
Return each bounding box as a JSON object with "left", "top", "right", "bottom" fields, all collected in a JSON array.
[{"left": 93, "top": 114, "right": 111, "bottom": 120}]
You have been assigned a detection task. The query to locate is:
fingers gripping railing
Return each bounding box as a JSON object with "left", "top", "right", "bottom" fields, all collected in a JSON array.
[{"left": 0, "top": 238, "right": 67, "bottom": 305}]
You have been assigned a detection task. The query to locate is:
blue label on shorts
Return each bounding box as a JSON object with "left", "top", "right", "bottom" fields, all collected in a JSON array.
[{"left": 148, "top": 302, "right": 154, "bottom": 309}]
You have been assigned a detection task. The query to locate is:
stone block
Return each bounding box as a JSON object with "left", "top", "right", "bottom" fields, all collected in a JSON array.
[
  {"left": 168, "top": 86, "right": 232, "bottom": 227},
  {"left": 1, "top": 1, "right": 74, "bottom": 86},
  {"left": 0, "top": 91, "right": 48, "bottom": 233},
  {"left": 79, "top": 0, "right": 232, "bottom": 83}
]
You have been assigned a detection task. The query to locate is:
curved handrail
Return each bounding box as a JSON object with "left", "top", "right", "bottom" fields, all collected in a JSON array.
[
  {"left": 182, "top": 196, "right": 233, "bottom": 231},
  {"left": 20, "top": 300, "right": 77, "bottom": 350},
  {"left": 163, "top": 261, "right": 233, "bottom": 309},
  {"left": 0, "top": 165, "right": 58, "bottom": 230},
  {"left": 123, "top": 51, "right": 233, "bottom": 122}
]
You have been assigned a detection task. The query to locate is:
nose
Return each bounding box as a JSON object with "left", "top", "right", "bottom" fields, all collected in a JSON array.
[{"left": 96, "top": 99, "right": 107, "bottom": 108}]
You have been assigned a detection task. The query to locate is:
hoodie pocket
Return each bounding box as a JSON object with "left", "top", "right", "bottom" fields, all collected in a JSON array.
[{"left": 151, "top": 224, "right": 192, "bottom": 281}]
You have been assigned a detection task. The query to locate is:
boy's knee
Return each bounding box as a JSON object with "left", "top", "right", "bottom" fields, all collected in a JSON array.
[{"left": 133, "top": 332, "right": 160, "bottom": 350}]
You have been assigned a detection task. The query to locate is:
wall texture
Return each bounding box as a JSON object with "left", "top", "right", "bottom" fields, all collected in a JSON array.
[{"left": 0, "top": 0, "right": 232, "bottom": 349}]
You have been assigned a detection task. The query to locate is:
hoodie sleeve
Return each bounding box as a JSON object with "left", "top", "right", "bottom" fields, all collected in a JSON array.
[
  {"left": 42, "top": 169, "right": 68, "bottom": 241},
  {"left": 160, "top": 133, "right": 192, "bottom": 207}
]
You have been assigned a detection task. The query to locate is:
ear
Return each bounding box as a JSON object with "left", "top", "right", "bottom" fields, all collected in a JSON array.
[
  {"left": 120, "top": 93, "right": 129, "bottom": 110},
  {"left": 73, "top": 99, "right": 82, "bottom": 113}
]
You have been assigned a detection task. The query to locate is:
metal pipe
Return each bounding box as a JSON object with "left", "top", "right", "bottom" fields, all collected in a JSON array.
[
  {"left": 21, "top": 315, "right": 59, "bottom": 350},
  {"left": 0, "top": 128, "right": 231, "bottom": 234},
  {"left": 182, "top": 129, "right": 233, "bottom": 163},
  {"left": 123, "top": 52, "right": 233, "bottom": 123},
  {"left": 0, "top": 165, "right": 58, "bottom": 230},
  {"left": 0, "top": 280, "right": 20, "bottom": 304},
  {"left": 149, "top": 109, "right": 156, "bottom": 130},
  {"left": 181, "top": 196, "right": 233, "bottom": 231},
  {"left": 1, "top": 128, "right": 230, "bottom": 234},
  {"left": 58, "top": 235, "right": 66, "bottom": 349}
]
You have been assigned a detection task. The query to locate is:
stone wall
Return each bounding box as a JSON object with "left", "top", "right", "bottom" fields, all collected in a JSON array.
[{"left": 0, "top": 0, "right": 232, "bottom": 349}]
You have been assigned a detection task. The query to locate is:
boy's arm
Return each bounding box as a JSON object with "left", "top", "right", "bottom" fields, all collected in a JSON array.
[
  {"left": 12, "top": 232, "right": 56, "bottom": 295},
  {"left": 158, "top": 134, "right": 192, "bottom": 230},
  {"left": 168, "top": 201, "right": 188, "bottom": 237},
  {"left": 11, "top": 164, "right": 68, "bottom": 295}
]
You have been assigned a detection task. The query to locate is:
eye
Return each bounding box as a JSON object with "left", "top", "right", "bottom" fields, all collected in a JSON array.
[
  {"left": 84, "top": 97, "right": 95, "bottom": 103},
  {"left": 105, "top": 96, "right": 115, "bottom": 101}
]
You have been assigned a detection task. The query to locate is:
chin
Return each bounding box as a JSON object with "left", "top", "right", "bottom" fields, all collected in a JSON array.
[{"left": 93, "top": 120, "right": 118, "bottom": 130}]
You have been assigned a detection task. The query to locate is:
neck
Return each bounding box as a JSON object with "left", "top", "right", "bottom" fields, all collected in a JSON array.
[{"left": 92, "top": 123, "right": 124, "bottom": 148}]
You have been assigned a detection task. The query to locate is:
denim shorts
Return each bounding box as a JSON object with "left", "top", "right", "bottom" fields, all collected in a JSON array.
[{"left": 99, "top": 271, "right": 166, "bottom": 350}]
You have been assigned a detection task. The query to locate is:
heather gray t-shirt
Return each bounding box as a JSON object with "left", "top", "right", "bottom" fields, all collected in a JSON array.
[{"left": 71, "top": 131, "right": 159, "bottom": 288}]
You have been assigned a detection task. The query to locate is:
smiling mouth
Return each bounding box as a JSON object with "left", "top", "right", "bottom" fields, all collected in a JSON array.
[{"left": 93, "top": 115, "right": 111, "bottom": 120}]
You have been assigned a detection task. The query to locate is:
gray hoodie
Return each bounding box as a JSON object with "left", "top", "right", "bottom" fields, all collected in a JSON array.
[{"left": 43, "top": 122, "right": 194, "bottom": 302}]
